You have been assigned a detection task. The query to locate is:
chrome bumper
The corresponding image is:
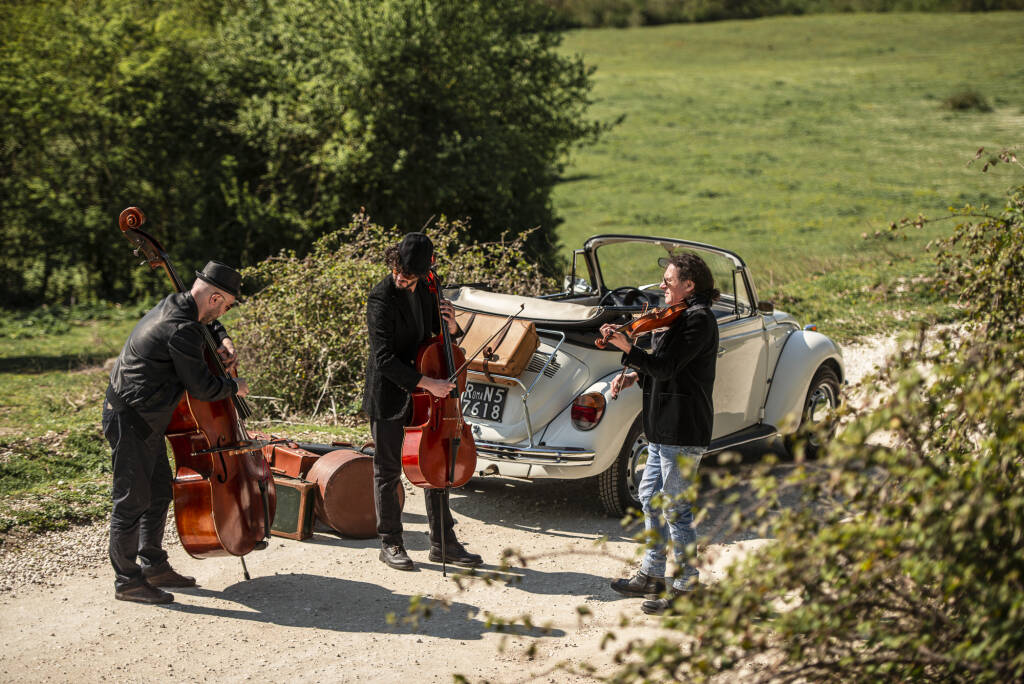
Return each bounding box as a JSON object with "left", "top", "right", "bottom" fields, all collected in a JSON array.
[{"left": 475, "top": 441, "right": 595, "bottom": 466}]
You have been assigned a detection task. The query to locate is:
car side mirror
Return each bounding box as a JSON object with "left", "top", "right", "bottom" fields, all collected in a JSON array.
[
  {"left": 757, "top": 300, "right": 774, "bottom": 315},
  {"left": 562, "top": 275, "right": 591, "bottom": 294}
]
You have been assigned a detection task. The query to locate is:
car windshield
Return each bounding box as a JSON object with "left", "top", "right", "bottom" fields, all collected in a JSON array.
[{"left": 595, "top": 240, "right": 738, "bottom": 295}]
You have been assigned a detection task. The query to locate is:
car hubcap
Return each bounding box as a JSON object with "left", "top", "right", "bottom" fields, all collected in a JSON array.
[
  {"left": 806, "top": 382, "right": 838, "bottom": 444},
  {"left": 626, "top": 435, "right": 650, "bottom": 502}
]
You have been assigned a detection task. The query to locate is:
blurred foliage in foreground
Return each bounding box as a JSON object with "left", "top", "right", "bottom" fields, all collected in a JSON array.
[
  {"left": 232, "top": 214, "right": 555, "bottom": 417},
  {"left": 601, "top": 148, "right": 1023, "bottom": 681}
]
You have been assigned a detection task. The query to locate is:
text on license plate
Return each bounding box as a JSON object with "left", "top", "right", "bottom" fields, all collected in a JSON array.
[{"left": 461, "top": 381, "right": 508, "bottom": 422}]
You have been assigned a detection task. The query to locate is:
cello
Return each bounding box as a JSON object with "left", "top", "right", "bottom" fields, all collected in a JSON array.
[
  {"left": 117, "top": 207, "right": 275, "bottom": 575},
  {"left": 400, "top": 268, "right": 476, "bottom": 575}
]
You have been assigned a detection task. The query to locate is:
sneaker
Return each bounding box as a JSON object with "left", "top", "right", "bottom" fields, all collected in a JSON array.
[
  {"left": 610, "top": 570, "right": 666, "bottom": 598},
  {"left": 143, "top": 562, "right": 197, "bottom": 588},
  {"left": 115, "top": 581, "right": 174, "bottom": 605},
  {"left": 427, "top": 540, "right": 483, "bottom": 568},
  {"left": 379, "top": 544, "right": 415, "bottom": 571}
]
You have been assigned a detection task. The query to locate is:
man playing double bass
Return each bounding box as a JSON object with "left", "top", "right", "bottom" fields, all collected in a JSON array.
[
  {"left": 103, "top": 261, "right": 250, "bottom": 604},
  {"left": 363, "top": 232, "right": 484, "bottom": 571}
]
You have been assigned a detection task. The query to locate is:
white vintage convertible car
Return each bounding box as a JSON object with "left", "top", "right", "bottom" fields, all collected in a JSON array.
[{"left": 449, "top": 235, "right": 844, "bottom": 516}]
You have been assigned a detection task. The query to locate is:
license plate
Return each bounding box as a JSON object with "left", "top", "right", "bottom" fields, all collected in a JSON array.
[{"left": 461, "top": 381, "right": 508, "bottom": 423}]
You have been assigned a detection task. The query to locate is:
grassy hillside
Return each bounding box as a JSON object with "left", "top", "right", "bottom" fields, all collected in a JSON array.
[{"left": 553, "top": 12, "right": 1024, "bottom": 336}]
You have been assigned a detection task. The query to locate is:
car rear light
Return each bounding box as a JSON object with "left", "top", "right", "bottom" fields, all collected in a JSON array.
[{"left": 571, "top": 392, "right": 606, "bottom": 431}]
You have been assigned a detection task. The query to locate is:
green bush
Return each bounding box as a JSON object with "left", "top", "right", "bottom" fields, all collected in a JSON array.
[
  {"left": 606, "top": 154, "right": 1024, "bottom": 681},
  {"left": 232, "top": 213, "right": 556, "bottom": 417}
]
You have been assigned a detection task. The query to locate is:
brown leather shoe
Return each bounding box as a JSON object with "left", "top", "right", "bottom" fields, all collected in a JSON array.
[
  {"left": 115, "top": 581, "right": 174, "bottom": 605},
  {"left": 143, "top": 562, "right": 197, "bottom": 588},
  {"left": 610, "top": 571, "right": 666, "bottom": 598}
]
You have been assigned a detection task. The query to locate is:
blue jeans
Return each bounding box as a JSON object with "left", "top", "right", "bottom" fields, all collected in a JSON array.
[{"left": 639, "top": 443, "right": 704, "bottom": 591}]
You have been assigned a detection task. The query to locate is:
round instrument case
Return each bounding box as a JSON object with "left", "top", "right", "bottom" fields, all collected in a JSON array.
[{"left": 306, "top": 447, "right": 405, "bottom": 538}]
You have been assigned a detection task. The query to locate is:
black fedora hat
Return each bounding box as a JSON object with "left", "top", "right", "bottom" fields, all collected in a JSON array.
[
  {"left": 195, "top": 261, "right": 243, "bottom": 299},
  {"left": 397, "top": 232, "right": 434, "bottom": 277}
]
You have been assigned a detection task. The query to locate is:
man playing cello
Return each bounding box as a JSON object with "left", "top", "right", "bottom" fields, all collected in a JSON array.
[
  {"left": 363, "top": 232, "right": 484, "bottom": 571},
  {"left": 103, "top": 261, "right": 249, "bottom": 604}
]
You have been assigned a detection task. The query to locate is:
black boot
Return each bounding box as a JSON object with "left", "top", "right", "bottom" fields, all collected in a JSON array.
[
  {"left": 380, "top": 544, "right": 415, "bottom": 571},
  {"left": 610, "top": 570, "right": 666, "bottom": 598},
  {"left": 428, "top": 540, "right": 483, "bottom": 568}
]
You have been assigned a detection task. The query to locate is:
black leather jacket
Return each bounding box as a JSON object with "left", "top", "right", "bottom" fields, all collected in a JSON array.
[
  {"left": 622, "top": 296, "right": 718, "bottom": 447},
  {"left": 107, "top": 292, "right": 237, "bottom": 432}
]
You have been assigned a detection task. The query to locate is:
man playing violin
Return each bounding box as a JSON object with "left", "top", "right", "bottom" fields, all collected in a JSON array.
[
  {"left": 103, "top": 261, "right": 250, "bottom": 604},
  {"left": 600, "top": 253, "right": 720, "bottom": 615},
  {"left": 362, "top": 232, "right": 483, "bottom": 571}
]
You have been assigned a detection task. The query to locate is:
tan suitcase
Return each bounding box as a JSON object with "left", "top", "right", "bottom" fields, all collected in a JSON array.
[{"left": 455, "top": 310, "right": 539, "bottom": 384}]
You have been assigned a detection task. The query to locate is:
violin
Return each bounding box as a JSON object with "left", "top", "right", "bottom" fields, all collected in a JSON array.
[
  {"left": 117, "top": 207, "right": 275, "bottom": 574},
  {"left": 595, "top": 301, "right": 689, "bottom": 349},
  {"left": 595, "top": 301, "right": 689, "bottom": 401}
]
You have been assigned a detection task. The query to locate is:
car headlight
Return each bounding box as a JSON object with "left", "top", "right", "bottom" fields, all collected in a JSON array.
[{"left": 571, "top": 392, "right": 606, "bottom": 431}]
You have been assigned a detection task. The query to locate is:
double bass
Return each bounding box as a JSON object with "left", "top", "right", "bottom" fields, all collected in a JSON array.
[{"left": 117, "top": 207, "right": 275, "bottom": 574}]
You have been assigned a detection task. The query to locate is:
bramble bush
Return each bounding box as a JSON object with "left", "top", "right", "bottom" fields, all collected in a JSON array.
[
  {"left": 232, "top": 213, "right": 555, "bottom": 418},
  {"left": 600, "top": 149, "right": 1023, "bottom": 681}
]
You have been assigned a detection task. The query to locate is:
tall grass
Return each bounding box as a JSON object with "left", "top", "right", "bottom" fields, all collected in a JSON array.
[{"left": 552, "top": 12, "right": 1024, "bottom": 337}]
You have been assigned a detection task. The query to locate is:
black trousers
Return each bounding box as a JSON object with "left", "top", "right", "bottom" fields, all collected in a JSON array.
[
  {"left": 371, "top": 416, "right": 455, "bottom": 547},
  {"left": 102, "top": 407, "right": 171, "bottom": 589}
]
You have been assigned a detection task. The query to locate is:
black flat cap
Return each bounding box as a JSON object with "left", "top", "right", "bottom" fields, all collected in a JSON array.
[{"left": 195, "top": 261, "right": 243, "bottom": 299}]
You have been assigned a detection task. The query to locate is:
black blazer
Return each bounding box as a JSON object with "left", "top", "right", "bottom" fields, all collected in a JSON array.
[
  {"left": 622, "top": 302, "right": 719, "bottom": 447},
  {"left": 362, "top": 274, "right": 445, "bottom": 421}
]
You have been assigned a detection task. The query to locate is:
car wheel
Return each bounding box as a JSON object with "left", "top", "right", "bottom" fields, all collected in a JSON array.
[
  {"left": 785, "top": 364, "right": 841, "bottom": 459},
  {"left": 597, "top": 417, "right": 648, "bottom": 516}
]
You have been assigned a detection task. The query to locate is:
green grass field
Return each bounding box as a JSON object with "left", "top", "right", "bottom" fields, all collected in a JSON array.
[
  {"left": 553, "top": 12, "right": 1024, "bottom": 336},
  {"left": 2, "top": 12, "right": 1022, "bottom": 541}
]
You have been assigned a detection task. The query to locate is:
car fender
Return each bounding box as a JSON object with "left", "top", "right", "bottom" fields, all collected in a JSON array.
[
  {"left": 763, "top": 330, "right": 844, "bottom": 435},
  {"left": 533, "top": 369, "right": 642, "bottom": 479}
]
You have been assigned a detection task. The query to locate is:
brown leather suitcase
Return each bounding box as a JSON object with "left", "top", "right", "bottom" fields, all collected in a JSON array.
[
  {"left": 455, "top": 310, "right": 539, "bottom": 384},
  {"left": 270, "top": 475, "right": 316, "bottom": 540}
]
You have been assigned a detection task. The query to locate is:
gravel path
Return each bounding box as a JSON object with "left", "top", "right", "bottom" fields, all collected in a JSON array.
[{"left": 0, "top": 335, "right": 901, "bottom": 682}]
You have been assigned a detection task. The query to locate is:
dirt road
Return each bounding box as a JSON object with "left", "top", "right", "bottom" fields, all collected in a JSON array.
[{"left": 0, "top": 336, "right": 893, "bottom": 682}]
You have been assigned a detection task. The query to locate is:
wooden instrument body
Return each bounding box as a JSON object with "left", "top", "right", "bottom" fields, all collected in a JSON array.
[
  {"left": 167, "top": 356, "right": 276, "bottom": 558},
  {"left": 401, "top": 333, "right": 476, "bottom": 489}
]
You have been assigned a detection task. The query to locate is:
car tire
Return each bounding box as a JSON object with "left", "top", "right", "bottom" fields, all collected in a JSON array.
[
  {"left": 785, "top": 364, "right": 841, "bottom": 460},
  {"left": 597, "top": 417, "right": 648, "bottom": 517}
]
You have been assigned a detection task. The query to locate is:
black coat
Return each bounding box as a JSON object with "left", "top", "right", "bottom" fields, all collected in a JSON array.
[
  {"left": 107, "top": 292, "right": 236, "bottom": 433},
  {"left": 622, "top": 301, "right": 718, "bottom": 447},
  {"left": 362, "top": 274, "right": 445, "bottom": 421}
]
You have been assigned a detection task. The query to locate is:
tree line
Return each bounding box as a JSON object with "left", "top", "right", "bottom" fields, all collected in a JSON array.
[
  {"left": 0, "top": 0, "right": 605, "bottom": 308},
  {"left": 542, "top": 0, "right": 1024, "bottom": 28}
]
